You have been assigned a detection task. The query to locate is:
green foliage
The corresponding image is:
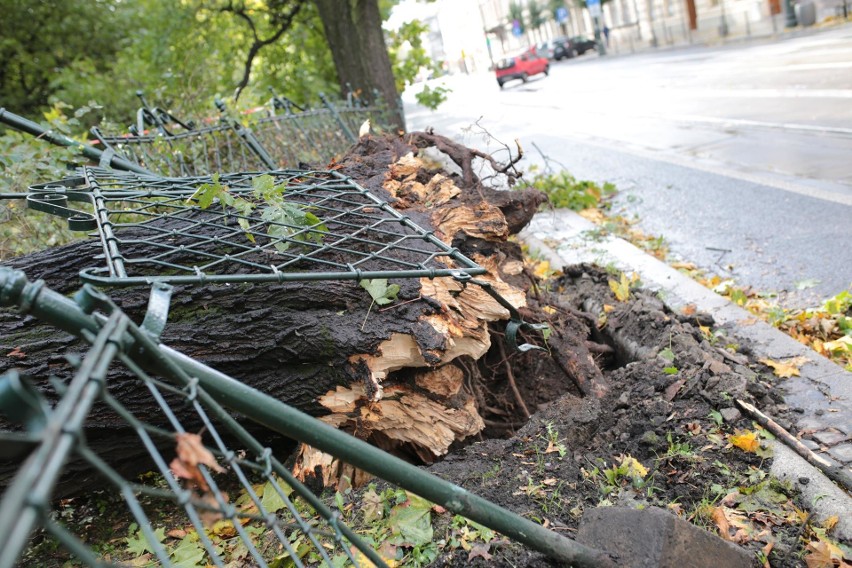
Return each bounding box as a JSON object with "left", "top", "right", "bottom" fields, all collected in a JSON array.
[
  {"left": 527, "top": 0, "right": 549, "bottom": 30},
  {"left": 414, "top": 84, "right": 452, "bottom": 110},
  {"left": 528, "top": 171, "right": 616, "bottom": 211},
  {"left": 0, "top": 103, "right": 105, "bottom": 259},
  {"left": 360, "top": 279, "right": 401, "bottom": 306},
  {"left": 188, "top": 173, "right": 328, "bottom": 251},
  {"left": 387, "top": 19, "right": 449, "bottom": 110}
]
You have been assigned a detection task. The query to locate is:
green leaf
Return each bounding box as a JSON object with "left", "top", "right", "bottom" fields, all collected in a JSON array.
[
  {"left": 360, "top": 279, "right": 400, "bottom": 306},
  {"left": 659, "top": 348, "right": 675, "bottom": 362},
  {"left": 663, "top": 366, "right": 678, "bottom": 375},
  {"left": 170, "top": 536, "right": 206, "bottom": 567},
  {"left": 188, "top": 173, "right": 227, "bottom": 210},
  {"left": 261, "top": 477, "right": 292, "bottom": 514},
  {"left": 252, "top": 174, "right": 276, "bottom": 200},
  {"left": 125, "top": 526, "right": 166, "bottom": 557},
  {"left": 388, "top": 493, "right": 433, "bottom": 547}
]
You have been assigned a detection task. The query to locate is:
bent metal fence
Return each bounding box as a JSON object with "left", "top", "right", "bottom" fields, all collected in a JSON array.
[
  {"left": 89, "top": 92, "right": 391, "bottom": 177},
  {"left": 0, "top": 268, "right": 615, "bottom": 568}
]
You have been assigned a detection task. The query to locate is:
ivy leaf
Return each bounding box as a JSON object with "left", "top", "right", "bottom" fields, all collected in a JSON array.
[{"left": 361, "top": 279, "right": 400, "bottom": 306}]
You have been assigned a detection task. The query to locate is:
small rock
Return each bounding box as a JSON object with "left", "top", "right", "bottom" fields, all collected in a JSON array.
[
  {"left": 616, "top": 392, "right": 631, "bottom": 409},
  {"left": 720, "top": 407, "right": 742, "bottom": 423},
  {"left": 640, "top": 431, "right": 660, "bottom": 446},
  {"left": 620, "top": 432, "right": 630, "bottom": 442}
]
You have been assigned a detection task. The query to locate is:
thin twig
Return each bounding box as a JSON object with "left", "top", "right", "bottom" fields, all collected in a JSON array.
[{"left": 735, "top": 399, "right": 852, "bottom": 493}]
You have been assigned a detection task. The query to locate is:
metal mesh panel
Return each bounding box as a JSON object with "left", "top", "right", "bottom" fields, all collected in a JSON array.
[
  {"left": 251, "top": 110, "right": 353, "bottom": 167},
  {"left": 92, "top": 122, "right": 272, "bottom": 178},
  {"left": 29, "top": 167, "right": 485, "bottom": 287},
  {"left": 0, "top": 295, "right": 384, "bottom": 568}
]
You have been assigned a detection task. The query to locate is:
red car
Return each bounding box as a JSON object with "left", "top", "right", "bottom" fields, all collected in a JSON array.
[{"left": 495, "top": 53, "right": 550, "bottom": 88}]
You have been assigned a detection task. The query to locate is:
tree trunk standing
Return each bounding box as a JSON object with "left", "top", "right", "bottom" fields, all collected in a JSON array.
[
  {"left": 313, "top": 0, "right": 405, "bottom": 131},
  {"left": 0, "top": 133, "right": 607, "bottom": 493}
]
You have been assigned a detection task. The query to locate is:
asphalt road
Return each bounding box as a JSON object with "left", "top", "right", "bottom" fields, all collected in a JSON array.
[{"left": 404, "top": 24, "right": 852, "bottom": 308}]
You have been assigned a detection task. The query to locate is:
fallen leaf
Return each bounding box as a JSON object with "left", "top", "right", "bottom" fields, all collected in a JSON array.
[
  {"left": 664, "top": 378, "right": 686, "bottom": 402},
  {"left": 804, "top": 538, "right": 845, "bottom": 568},
  {"left": 166, "top": 528, "right": 187, "bottom": 539},
  {"left": 542, "top": 305, "right": 557, "bottom": 315},
  {"left": 712, "top": 507, "right": 731, "bottom": 540},
  {"left": 761, "top": 541, "right": 774, "bottom": 568},
  {"left": 6, "top": 347, "right": 25, "bottom": 359},
  {"left": 468, "top": 543, "right": 493, "bottom": 561},
  {"left": 603, "top": 304, "right": 615, "bottom": 313},
  {"left": 760, "top": 356, "right": 809, "bottom": 378},
  {"left": 822, "top": 515, "right": 839, "bottom": 531},
  {"left": 730, "top": 430, "right": 760, "bottom": 453},
  {"left": 681, "top": 304, "right": 697, "bottom": 316},
  {"left": 671, "top": 262, "right": 697, "bottom": 270},
  {"left": 170, "top": 432, "right": 225, "bottom": 491},
  {"left": 823, "top": 336, "right": 852, "bottom": 354},
  {"left": 431, "top": 504, "right": 447, "bottom": 514}
]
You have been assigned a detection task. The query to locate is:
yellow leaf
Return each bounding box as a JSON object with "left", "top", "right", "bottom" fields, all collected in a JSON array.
[
  {"left": 821, "top": 515, "right": 839, "bottom": 531},
  {"left": 730, "top": 430, "right": 760, "bottom": 453},
  {"left": 210, "top": 520, "right": 236, "bottom": 538},
  {"left": 759, "top": 356, "right": 809, "bottom": 378},
  {"left": 619, "top": 455, "right": 648, "bottom": 479},
  {"left": 603, "top": 304, "right": 615, "bottom": 313},
  {"left": 533, "top": 260, "right": 553, "bottom": 280},
  {"left": 542, "top": 305, "right": 556, "bottom": 315},
  {"left": 823, "top": 336, "right": 852, "bottom": 354},
  {"left": 609, "top": 273, "right": 631, "bottom": 302}
]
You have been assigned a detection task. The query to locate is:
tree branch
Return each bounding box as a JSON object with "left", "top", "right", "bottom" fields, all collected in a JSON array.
[{"left": 219, "top": 0, "right": 307, "bottom": 101}]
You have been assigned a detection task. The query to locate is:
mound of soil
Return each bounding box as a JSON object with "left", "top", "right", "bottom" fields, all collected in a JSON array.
[{"left": 427, "top": 264, "right": 810, "bottom": 567}]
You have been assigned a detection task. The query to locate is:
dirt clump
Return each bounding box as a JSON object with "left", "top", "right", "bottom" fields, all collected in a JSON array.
[{"left": 427, "top": 264, "right": 814, "bottom": 567}]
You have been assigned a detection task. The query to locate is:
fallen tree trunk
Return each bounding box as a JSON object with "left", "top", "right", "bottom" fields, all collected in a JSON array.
[{"left": 0, "top": 132, "right": 607, "bottom": 491}]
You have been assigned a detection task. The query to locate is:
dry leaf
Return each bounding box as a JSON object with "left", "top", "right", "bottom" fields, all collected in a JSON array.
[
  {"left": 681, "top": 304, "right": 697, "bottom": 316},
  {"left": 468, "top": 543, "right": 493, "bottom": 562},
  {"left": 730, "top": 430, "right": 760, "bottom": 453},
  {"left": 664, "top": 378, "right": 686, "bottom": 402},
  {"left": 712, "top": 507, "right": 732, "bottom": 540},
  {"left": 166, "top": 528, "right": 187, "bottom": 539},
  {"left": 760, "top": 356, "right": 809, "bottom": 378},
  {"left": 170, "top": 432, "right": 225, "bottom": 491},
  {"left": 822, "top": 515, "right": 839, "bottom": 532},
  {"left": 804, "top": 538, "right": 845, "bottom": 568}
]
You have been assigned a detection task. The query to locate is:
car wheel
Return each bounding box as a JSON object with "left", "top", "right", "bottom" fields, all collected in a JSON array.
[
  {"left": 521, "top": 72, "right": 528, "bottom": 83},
  {"left": 497, "top": 79, "right": 504, "bottom": 89}
]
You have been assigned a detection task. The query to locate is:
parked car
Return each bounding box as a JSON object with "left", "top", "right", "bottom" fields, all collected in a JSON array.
[
  {"left": 551, "top": 37, "right": 576, "bottom": 60},
  {"left": 571, "top": 35, "right": 597, "bottom": 55},
  {"left": 532, "top": 41, "right": 555, "bottom": 60},
  {"left": 495, "top": 53, "right": 550, "bottom": 88}
]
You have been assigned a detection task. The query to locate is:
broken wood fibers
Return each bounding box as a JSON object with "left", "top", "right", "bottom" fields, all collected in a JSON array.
[{"left": 294, "top": 152, "right": 527, "bottom": 488}]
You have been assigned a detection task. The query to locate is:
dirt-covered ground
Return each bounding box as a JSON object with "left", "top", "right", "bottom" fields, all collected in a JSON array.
[
  {"left": 18, "top": 263, "right": 850, "bottom": 568},
  {"left": 424, "top": 263, "right": 843, "bottom": 568}
]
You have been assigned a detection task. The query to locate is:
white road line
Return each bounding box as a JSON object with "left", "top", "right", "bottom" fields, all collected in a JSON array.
[{"left": 573, "top": 134, "right": 852, "bottom": 208}]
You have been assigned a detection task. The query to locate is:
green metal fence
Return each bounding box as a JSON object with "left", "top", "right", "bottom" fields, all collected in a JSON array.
[
  {"left": 0, "top": 268, "right": 615, "bottom": 568},
  {"left": 27, "top": 166, "right": 486, "bottom": 287}
]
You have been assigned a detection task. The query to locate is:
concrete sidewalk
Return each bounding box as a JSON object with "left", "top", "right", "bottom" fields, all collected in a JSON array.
[{"left": 521, "top": 208, "right": 852, "bottom": 538}]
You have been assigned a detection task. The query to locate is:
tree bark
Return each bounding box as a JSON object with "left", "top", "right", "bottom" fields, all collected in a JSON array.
[
  {"left": 313, "top": 0, "right": 405, "bottom": 131},
  {"left": 0, "top": 132, "right": 606, "bottom": 492}
]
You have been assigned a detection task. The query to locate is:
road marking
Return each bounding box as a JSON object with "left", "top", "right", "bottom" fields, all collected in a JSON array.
[{"left": 573, "top": 134, "right": 852, "bottom": 208}]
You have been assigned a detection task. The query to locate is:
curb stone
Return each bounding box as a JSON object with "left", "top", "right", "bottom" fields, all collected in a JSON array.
[{"left": 520, "top": 209, "right": 852, "bottom": 538}]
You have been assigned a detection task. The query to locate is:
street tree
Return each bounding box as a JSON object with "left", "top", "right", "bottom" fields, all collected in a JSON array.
[{"left": 527, "top": 0, "right": 549, "bottom": 43}]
